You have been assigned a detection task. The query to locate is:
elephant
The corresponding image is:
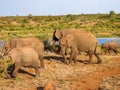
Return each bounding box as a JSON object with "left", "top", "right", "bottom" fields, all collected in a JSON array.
[
  {"left": 52, "top": 29, "right": 87, "bottom": 53},
  {"left": 101, "top": 41, "right": 119, "bottom": 55},
  {"left": 44, "top": 39, "right": 60, "bottom": 54},
  {"left": 3, "top": 47, "right": 40, "bottom": 78},
  {"left": 52, "top": 29, "right": 71, "bottom": 52},
  {"left": 44, "top": 38, "right": 55, "bottom": 53},
  {"left": 59, "top": 31, "right": 102, "bottom": 64},
  {"left": 2, "top": 37, "right": 44, "bottom": 68}
]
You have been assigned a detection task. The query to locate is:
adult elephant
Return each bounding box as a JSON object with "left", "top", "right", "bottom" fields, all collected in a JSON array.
[
  {"left": 2, "top": 37, "right": 44, "bottom": 68},
  {"left": 59, "top": 31, "right": 102, "bottom": 64},
  {"left": 52, "top": 29, "right": 86, "bottom": 52},
  {"left": 101, "top": 41, "right": 119, "bottom": 55}
]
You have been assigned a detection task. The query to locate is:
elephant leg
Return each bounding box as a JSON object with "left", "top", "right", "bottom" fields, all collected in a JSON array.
[
  {"left": 94, "top": 52, "right": 102, "bottom": 64},
  {"left": 69, "top": 52, "right": 75, "bottom": 64},
  {"left": 12, "top": 63, "right": 21, "bottom": 77},
  {"left": 88, "top": 50, "right": 94, "bottom": 63},
  {"left": 103, "top": 49, "right": 105, "bottom": 55},
  {"left": 34, "top": 67, "right": 40, "bottom": 78},
  {"left": 113, "top": 50, "right": 118, "bottom": 55},
  {"left": 3, "top": 64, "right": 11, "bottom": 78},
  {"left": 101, "top": 49, "right": 103, "bottom": 55},
  {"left": 39, "top": 57, "right": 44, "bottom": 68},
  {"left": 61, "top": 52, "right": 68, "bottom": 64},
  {"left": 73, "top": 51, "right": 78, "bottom": 63},
  {"left": 105, "top": 49, "right": 107, "bottom": 55},
  {"left": 69, "top": 47, "right": 77, "bottom": 64},
  {"left": 108, "top": 49, "right": 111, "bottom": 55},
  {"left": 64, "top": 57, "right": 68, "bottom": 64},
  {"left": 88, "top": 54, "right": 93, "bottom": 63}
]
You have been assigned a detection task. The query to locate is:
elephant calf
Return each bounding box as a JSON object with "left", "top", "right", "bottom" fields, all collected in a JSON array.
[
  {"left": 101, "top": 41, "right": 119, "bottom": 55},
  {"left": 4, "top": 47, "right": 40, "bottom": 78}
]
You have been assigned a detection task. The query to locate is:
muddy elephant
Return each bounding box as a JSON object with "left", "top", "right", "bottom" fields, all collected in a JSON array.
[
  {"left": 59, "top": 31, "right": 102, "bottom": 64},
  {"left": 3, "top": 47, "right": 40, "bottom": 78},
  {"left": 101, "top": 41, "right": 119, "bottom": 55},
  {"left": 2, "top": 37, "right": 44, "bottom": 68}
]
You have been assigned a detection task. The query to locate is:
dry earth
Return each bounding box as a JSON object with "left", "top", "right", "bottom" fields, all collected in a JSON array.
[{"left": 0, "top": 52, "right": 120, "bottom": 90}]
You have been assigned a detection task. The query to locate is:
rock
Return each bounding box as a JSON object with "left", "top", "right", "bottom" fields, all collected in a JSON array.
[{"left": 43, "top": 81, "right": 56, "bottom": 90}]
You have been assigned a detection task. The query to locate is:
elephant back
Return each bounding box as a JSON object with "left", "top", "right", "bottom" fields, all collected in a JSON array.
[{"left": 70, "top": 31, "right": 98, "bottom": 51}]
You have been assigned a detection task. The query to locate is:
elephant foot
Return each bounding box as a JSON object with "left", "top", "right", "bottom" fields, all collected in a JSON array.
[
  {"left": 11, "top": 75, "right": 16, "bottom": 78},
  {"left": 65, "top": 61, "right": 69, "bottom": 65},
  {"left": 69, "top": 61, "right": 73, "bottom": 65},
  {"left": 64, "top": 60, "right": 69, "bottom": 65},
  {"left": 98, "top": 60, "right": 102, "bottom": 64},
  {"left": 12, "top": 73, "right": 17, "bottom": 78},
  {"left": 35, "top": 75, "right": 39, "bottom": 79},
  {"left": 5, "top": 74, "right": 11, "bottom": 79},
  {"left": 4, "top": 71, "right": 11, "bottom": 79}
]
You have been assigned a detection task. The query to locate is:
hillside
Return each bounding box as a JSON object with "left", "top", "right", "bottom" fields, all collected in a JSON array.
[{"left": 0, "top": 14, "right": 120, "bottom": 40}]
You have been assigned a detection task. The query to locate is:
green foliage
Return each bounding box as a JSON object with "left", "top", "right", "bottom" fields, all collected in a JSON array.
[
  {"left": 0, "top": 14, "right": 120, "bottom": 40},
  {"left": 109, "top": 11, "right": 115, "bottom": 18}
]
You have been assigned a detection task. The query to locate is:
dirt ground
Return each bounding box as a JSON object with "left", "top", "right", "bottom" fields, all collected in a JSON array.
[{"left": 0, "top": 52, "right": 120, "bottom": 90}]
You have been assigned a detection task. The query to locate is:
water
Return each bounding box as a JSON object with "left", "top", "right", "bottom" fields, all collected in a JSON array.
[
  {"left": 0, "top": 40, "right": 4, "bottom": 51},
  {"left": 97, "top": 37, "right": 120, "bottom": 45}
]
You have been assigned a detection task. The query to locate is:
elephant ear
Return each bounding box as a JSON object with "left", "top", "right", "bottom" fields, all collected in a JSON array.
[
  {"left": 55, "top": 29, "right": 61, "bottom": 40},
  {"left": 10, "top": 39, "right": 17, "bottom": 48},
  {"left": 66, "top": 35, "right": 74, "bottom": 47},
  {"left": 61, "top": 30, "right": 66, "bottom": 38}
]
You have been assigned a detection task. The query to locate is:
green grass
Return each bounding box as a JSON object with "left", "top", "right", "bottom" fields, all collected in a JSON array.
[{"left": 0, "top": 14, "right": 120, "bottom": 40}]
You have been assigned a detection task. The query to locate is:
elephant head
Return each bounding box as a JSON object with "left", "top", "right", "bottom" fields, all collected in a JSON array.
[
  {"left": 52, "top": 29, "right": 72, "bottom": 51},
  {"left": 2, "top": 41, "right": 11, "bottom": 56},
  {"left": 53, "top": 29, "right": 68, "bottom": 40},
  {"left": 60, "top": 35, "right": 73, "bottom": 53},
  {"left": 60, "top": 35, "right": 74, "bottom": 63},
  {"left": 2, "top": 39, "right": 18, "bottom": 56}
]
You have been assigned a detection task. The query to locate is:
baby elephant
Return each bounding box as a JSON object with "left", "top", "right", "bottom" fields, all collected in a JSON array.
[
  {"left": 101, "top": 41, "right": 119, "bottom": 55},
  {"left": 5, "top": 47, "right": 40, "bottom": 78}
]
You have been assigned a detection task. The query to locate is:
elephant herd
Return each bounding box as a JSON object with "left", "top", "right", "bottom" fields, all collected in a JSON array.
[
  {"left": 2, "top": 37, "right": 44, "bottom": 78},
  {"left": 1, "top": 29, "right": 119, "bottom": 78}
]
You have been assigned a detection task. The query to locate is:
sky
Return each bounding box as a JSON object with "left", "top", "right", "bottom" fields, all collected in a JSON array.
[{"left": 0, "top": 0, "right": 120, "bottom": 16}]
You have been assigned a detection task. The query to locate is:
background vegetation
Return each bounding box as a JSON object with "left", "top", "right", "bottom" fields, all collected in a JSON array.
[{"left": 0, "top": 12, "right": 120, "bottom": 40}]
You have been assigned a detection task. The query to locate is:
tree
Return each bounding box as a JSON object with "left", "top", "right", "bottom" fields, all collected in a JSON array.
[
  {"left": 109, "top": 11, "right": 115, "bottom": 18},
  {"left": 28, "top": 14, "right": 32, "bottom": 18}
]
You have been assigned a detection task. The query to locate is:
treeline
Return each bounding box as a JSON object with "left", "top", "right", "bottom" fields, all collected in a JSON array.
[{"left": 0, "top": 13, "right": 120, "bottom": 40}]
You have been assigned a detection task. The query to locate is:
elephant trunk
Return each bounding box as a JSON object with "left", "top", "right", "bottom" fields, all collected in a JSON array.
[
  {"left": 2, "top": 48, "right": 11, "bottom": 57},
  {"left": 2, "top": 56, "right": 12, "bottom": 78},
  {"left": 61, "top": 45, "right": 68, "bottom": 64},
  {"left": 52, "top": 40, "right": 60, "bottom": 51}
]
